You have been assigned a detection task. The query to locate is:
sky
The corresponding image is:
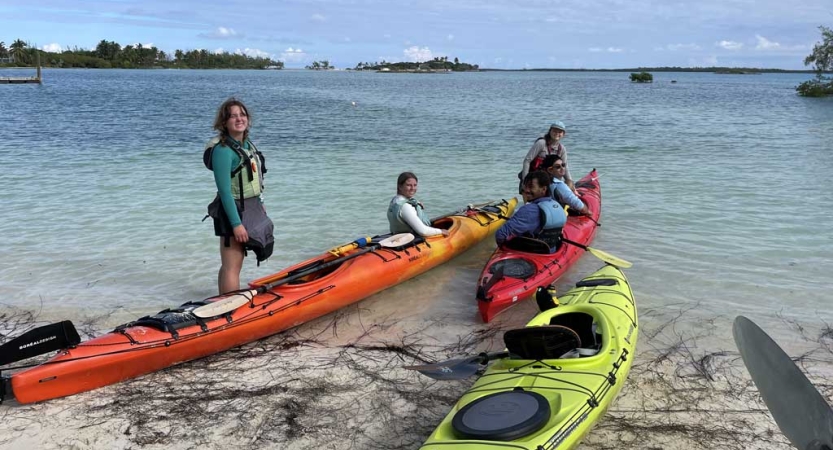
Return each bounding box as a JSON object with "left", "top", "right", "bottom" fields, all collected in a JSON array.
[{"left": 1, "top": 0, "right": 831, "bottom": 70}]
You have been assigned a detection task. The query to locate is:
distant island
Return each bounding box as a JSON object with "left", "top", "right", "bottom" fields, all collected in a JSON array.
[
  {"left": 714, "top": 69, "right": 762, "bottom": 75},
  {"left": 0, "top": 39, "right": 823, "bottom": 75},
  {"left": 0, "top": 39, "right": 283, "bottom": 69},
  {"left": 352, "top": 57, "right": 479, "bottom": 72}
]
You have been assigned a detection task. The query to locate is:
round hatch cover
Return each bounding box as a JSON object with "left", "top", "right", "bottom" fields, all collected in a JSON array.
[{"left": 452, "top": 390, "right": 551, "bottom": 441}]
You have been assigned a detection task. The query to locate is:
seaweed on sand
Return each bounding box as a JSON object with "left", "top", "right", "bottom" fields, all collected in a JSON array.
[{"left": 2, "top": 304, "right": 833, "bottom": 449}]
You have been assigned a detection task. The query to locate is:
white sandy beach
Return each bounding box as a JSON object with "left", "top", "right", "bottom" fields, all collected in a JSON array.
[{"left": 1, "top": 254, "right": 827, "bottom": 450}]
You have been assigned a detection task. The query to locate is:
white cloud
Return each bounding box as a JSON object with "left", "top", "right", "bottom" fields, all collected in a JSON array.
[
  {"left": 403, "top": 45, "right": 433, "bottom": 62},
  {"left": 607, "top": 47, "right": 623, "bottom": 53},
  {"left": 41, "top": 43, "right": 62, "bottom": 52},
  {"left": 667, "top": 43, "right": 701, "bottom": 51},
  {"left": 311, "top": 14, "right": 326, "bottom": 22},
  {"left": 753, "top": 35, "right": 805, "bottom": 52},
  {"left": 280, "top": 47, "right": 306, "bottom": 62},
  {"left": 589, "top": 47, "right": 622, "bottom": 53},
  {"left": 200, "top": 27, "right": 240, "bottom": 39},
  {"left": 717, "top": 40, "right": 743, "bottom": 50},
  {"left": 589, "top": 47, "right": 602, "bottom": 53},
  {"left": 447, "top": 34, "right": 454, "bottom": 41},
  {"left": 755, "top": 35, "right": 780, "bottom": 50}
]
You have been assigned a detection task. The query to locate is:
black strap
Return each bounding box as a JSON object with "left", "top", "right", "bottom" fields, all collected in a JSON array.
[
  {"left": 238, "top": 171, "right": 245, "bottom": 211},
  {"left": 225, "top": 137, "right": 255, "bottom": 182}
]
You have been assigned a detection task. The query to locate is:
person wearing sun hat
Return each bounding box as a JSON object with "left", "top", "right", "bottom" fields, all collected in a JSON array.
[{"left": 520, "top": 121, "right": 574, "bottom": 193}]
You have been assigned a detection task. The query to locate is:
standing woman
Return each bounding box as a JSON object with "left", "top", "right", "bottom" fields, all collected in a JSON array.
[
  {"left": 520, "top": 121, "right": 574, "bottom": 192},
  {"left": 387, "top": 172, "right": 450, "bottom": 237},
  {"left": 206, "top": 98, "right": 274, "bottom": 294}
]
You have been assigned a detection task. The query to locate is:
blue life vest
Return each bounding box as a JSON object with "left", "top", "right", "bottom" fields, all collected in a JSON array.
[{"left": 536, "top": 198, "right": 566, "bottom": 252}]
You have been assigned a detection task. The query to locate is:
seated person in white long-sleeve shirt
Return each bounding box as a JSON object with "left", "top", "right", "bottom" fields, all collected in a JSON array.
[
  {"left": 387, "top": 172, "right": 450, "bottom": 237},
  {"left": 542, "top": 154, "right": 590, "bottom": 216}
]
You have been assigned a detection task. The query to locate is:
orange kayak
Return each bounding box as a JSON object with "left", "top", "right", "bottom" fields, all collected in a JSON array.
[{"left": 1, "top": 199, "right": 516, "bottom": 404}]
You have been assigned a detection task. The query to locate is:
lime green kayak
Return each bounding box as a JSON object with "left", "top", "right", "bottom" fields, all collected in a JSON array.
[{"left": 420, "top": 264, "right": 637, "bottom": 449}]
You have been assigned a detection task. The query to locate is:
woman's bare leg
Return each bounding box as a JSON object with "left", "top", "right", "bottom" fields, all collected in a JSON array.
[{"left": 218, "top": 238, "right": 245, "bottom": 294}]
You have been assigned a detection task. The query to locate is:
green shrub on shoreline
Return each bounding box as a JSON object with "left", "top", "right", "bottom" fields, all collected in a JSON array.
[
  {"left": 0, "top": 39, "right": 283, "bottom": 69},
  {"left": 796, "top": 79, "right": 833, "bottom": 97},
  {"left": 796, "top": 26, "right": 833, "bottom": 97}
]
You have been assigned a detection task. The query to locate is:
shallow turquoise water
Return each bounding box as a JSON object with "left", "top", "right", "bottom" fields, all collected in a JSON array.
[{"left": 1, "top": 68, "right": 831, "bottom": 329}]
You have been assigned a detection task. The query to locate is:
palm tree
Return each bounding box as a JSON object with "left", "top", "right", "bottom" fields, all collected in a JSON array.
[
  {"left": 0, "top": 42, "right": 8, "bottom": 59},
  {"left": 10, "top": 39, "right": 28, "bottom": 63}
]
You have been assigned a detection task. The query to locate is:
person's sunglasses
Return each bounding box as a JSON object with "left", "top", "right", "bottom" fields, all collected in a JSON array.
[{"left": 552, "top": 164, "right": 565, "bottom": 169}]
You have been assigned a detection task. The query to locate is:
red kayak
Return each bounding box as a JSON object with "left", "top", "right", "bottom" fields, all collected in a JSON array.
[{"left": 476, "top": 170, "right": 601, "bottom": 322}]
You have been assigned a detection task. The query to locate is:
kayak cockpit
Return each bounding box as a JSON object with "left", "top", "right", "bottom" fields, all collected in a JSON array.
[{"left": 504, "top": 311, "right": 603, "bottom": 361}]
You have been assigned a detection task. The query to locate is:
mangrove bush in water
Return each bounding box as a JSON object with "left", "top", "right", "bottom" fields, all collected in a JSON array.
[
  {"left": 630, "top": 71, "right": 653, "bottom": 83},
  {"left": 796, "top": 26, "right": 833, "bottom": 97}
]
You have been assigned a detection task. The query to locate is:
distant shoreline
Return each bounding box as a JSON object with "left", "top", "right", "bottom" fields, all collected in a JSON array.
[
  {"left": 479, "top": 67, "right": 819, "bottom": 74},
  {"left": 0, "top": 65, "right": 821, "bottom": 74}
]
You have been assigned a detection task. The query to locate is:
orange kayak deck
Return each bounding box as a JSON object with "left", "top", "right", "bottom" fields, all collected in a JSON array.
[{"left": 6, "top": 199, "right": 517, "bottom": 404}]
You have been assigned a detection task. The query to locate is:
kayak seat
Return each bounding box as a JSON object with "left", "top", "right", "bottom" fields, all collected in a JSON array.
[
  {"left": 451, "top": 390, "right": 550, "bottom": 441},
  {"left": 575, "top": 278, "right": 618, "bottom": 288},
  {"left": 504, "top": 325, "right": 581, "bottom": 360},
  {"left": 503, "top": 237, "right": 551, "bottom": 254},
  {"left": 549, "top": 312, "right": 599, "bottom": 352}
]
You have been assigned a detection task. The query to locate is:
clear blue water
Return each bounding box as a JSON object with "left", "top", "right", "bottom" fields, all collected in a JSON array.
[{"left": 1, "top": 68, "right": 831, "bottom": 331}]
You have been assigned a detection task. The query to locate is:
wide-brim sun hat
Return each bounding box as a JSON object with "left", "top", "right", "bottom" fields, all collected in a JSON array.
[{"left": 550, "top": 121, "right": 567, "bottom": 132}]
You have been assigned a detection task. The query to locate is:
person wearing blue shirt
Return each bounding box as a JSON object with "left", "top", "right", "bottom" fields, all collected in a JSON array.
[
  {"left": 541, "top": 154, "right": 590, "bottom": 216},
  {"left": 496, "top": 171, "right": 566, "bottom": 253}
]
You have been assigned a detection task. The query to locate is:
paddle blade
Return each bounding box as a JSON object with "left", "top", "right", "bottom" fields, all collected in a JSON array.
[
  {"left": 193, "top": 291, "right": 253, "bottom": 318},
  {"left": 379, "top": 233, "right": 415, "bottom": 248},
  {"left": 733, "top": 316, "right": 833, "bottom": 450},
  {"left": 0, "top": 321, "right": 80, "bottom": 366},
  {"left": 586, "top": 247, "right": 632, "bottom": 268},
  {"left": 404, "top": 355, "right": 488, "bottom": 380},
  {"left": 560, "top": 238, "right": 632, "bottom": 268}
]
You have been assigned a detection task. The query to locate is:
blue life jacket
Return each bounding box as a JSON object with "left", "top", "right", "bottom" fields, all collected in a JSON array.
[{"left": 536, "top": 198, "right": 566, "bottom": 252}]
